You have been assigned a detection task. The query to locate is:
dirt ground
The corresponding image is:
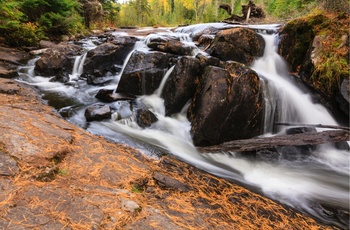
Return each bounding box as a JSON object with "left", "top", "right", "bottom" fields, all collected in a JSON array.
[{"left": 0, "top": 75, "right": 336, "bottom": 230}]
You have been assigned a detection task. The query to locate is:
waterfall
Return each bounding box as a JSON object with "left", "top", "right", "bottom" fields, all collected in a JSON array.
[
  {"left": 252, "top": 34, "right": 338, "bottom": 133},
  {"left": 155, "top": 65, "right": 175, "bottom": 97},
  {"left": 16, "top": 25, "right": 349, "bottom": 229},
  {"left": 69, "top": 52, "right": 87, "bottom": 82}
]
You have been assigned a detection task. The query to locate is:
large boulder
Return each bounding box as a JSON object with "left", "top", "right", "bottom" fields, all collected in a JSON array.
[
  {"left": 116, "top": 50, "right": 176, "bottom": 96},
  {"left": 83, "top": 37, "right": 137, "bottom": 78},
  {"left": 188, "top": 63, "right": 264, "bottom": 146},
  {"left": 207, "top": 27, "right": 265, "bottom": 65},
  {"left": 161, "top": 56, "right": 202, "bottom": 116},
  {"left": 35, "top": 43, "right": 83, "bottom": 79}
]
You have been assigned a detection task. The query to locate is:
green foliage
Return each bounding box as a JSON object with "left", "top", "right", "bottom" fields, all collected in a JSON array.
[{"left": 0, "top": 0, "right": 84, "bottom": 47}]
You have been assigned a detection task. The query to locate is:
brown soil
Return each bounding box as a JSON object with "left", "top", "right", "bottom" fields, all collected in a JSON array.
[{"left": 0, "top": 76, "right": 336, "bottom": 229}]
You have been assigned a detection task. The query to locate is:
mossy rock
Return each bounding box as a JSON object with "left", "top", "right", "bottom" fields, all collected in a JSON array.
[{"left": 278, "top": 14, "right": 327, "bottom": 71}]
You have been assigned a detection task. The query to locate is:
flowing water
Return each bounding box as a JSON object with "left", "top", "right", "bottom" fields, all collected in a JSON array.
[{"left": 16, "top": 24, "right": 349, "bottom": 229}]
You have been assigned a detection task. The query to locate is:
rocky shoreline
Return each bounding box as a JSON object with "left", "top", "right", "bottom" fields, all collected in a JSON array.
[{"left": 0, "top": 57, "right": 335, "bottom": 228}]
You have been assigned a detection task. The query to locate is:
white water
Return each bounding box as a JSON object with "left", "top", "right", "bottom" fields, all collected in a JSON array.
[
  {"left": 252, "top": 34, "right": 338, "bottom": 133},
  {"left": 104, "top": 32, "right": 349, "bottom": 228},
  {"left": 16, "top": 25, "right": 349, "bottom": 229},
  {"left": 69, "top": 52, "right": 87, "bottom": 82}
]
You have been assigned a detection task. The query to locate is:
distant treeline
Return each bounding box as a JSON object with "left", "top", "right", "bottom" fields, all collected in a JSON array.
[{"left": 0, "top": 0, "right": 348, "bottom": 47}]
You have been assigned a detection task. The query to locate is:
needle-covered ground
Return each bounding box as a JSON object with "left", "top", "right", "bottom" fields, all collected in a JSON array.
[{"left": 0, "top": 78, "right": 335, "bottom": 229}]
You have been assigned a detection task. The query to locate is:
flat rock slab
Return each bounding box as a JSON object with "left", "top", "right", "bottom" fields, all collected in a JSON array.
[{"left": 0, "top": 151, "right": 19, "bottom": 176}]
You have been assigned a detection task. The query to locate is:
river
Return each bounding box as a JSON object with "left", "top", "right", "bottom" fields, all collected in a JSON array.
[{"left": 16, "top": 23, "right": 349, "bottom": 229}]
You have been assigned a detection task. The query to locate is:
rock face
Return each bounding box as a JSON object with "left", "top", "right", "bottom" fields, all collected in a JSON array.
[
  {"left": 35, "top": 43, "right": 83, "bottom": 79},
  {"left": 83, "top": 37, "right": 137, "bottom": 78},
  {"left": 161, "top": 56, "right": 202, "bottom": 116},
  {"left": 207, "top": 28, "right": 265, "bottom": 65},
  {"left": 116, "top": 50, "right": 176, "bottom": 95},
  {"left": 188, "top": 63, "right": 264, "bottom": 146}
]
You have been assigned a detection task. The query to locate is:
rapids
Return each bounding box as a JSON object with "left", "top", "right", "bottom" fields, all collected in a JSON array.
[{"left": 16, "top": 23, "right": 349, "bottom": 229}]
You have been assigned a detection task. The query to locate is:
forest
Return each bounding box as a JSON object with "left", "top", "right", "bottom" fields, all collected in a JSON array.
[{"left": 0, "top": 0, "right": 348, "bottom": 47}]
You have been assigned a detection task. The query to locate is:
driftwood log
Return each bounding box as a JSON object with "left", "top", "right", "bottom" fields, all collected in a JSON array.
[{"left": 198, "top": 130, "right": 349, "bottom": 153}]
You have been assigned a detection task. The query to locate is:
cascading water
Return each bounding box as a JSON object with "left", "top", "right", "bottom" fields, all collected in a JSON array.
[
  {"left": 16, "top": 25, "right": 349, "bottom": 229},
  {"left": 252, "top": 34, "right": 338, "bottom": 133},
  {"left": 69, "top": 52, "right": 87, "bottom": 82}
]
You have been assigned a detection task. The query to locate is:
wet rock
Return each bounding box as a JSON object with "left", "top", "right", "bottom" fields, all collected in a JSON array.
[
  {"left": 35, "top": 43, "right": 83, "bottom": 78},
  {"left": 335, "top": 77, "right": 349, "bottom": 117},
  {"left": 83, "top": 41, "right": 136, "bottom": 77},
  {"left": 196, "top": 53, "right": 224, "bottom": 68},
  {"left": 207, "top": 27, "right": 265, "bottom": 65},
  {"left": 116, "top": 50, "right": 176, "bottom": 95},
  {"left": 161, "top": 56, "right": 202, "bottom": 116},
  {"left": 153, "top": 172, "right": 190, "bottom": 192},
  {"left": 148, "top": 38, "right": 195, "bottom": 56},
  {"left": 136, "top": 109, "right": 158, "bottom": 128},
  {"left": 0, "top": 151, "right": 19, "bottom": 176},
  {"left": 95, "top": 89, "right": 136, "bottom": 102},
  {"left": 176, "top": 25, "right": 220, "bottom": 41},
  {"left": 278, "top": 18, "right": 318, "bottom": 72},
  {"left": 197, "top": 34, "right": 214, "bottom": 49},
  {"left": 188, "top": 63, "right": 264, "bottom": 146},
  {"left": 85, "top": 103, "right": 112, "bottom": 122}
]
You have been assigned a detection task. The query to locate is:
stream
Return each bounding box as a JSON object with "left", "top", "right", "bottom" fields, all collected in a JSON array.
[{"left": 16, "top": 23, "right": 349, "bottom": 229}]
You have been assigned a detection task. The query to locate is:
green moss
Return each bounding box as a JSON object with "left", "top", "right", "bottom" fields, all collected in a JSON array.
[{"left": 131, "top": 184, "right": 144, "bottom": 193}]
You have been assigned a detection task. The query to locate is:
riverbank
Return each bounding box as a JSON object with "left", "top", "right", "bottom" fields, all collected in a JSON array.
[{"left": 0, "top": 69, "right": 336, "bottom": 228}]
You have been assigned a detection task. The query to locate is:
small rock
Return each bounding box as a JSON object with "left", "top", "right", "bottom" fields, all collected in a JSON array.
[
  {"left": 84, "top": 104, "right": 111, "bottom": 122},
  {"left": 153, "top": 172, "right": 190, "bottom": 192},
  {"left": 121, "top": 198, "right": 140, "bottom": 212},
  {"left": 135, "top": 109, "right": 158, "bottom": 128}
]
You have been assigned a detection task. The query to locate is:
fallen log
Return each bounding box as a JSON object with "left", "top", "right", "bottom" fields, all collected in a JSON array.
[
  {"left": 198, "top": 130, "right": 349, "bottom": 153},
  {"left": 274, "top": 122, "right": 350, "bottom": 131}
]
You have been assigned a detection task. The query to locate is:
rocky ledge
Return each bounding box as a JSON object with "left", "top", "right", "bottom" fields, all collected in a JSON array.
[{"left": 0, "top": 78, "right": 334, "bottom": 229}]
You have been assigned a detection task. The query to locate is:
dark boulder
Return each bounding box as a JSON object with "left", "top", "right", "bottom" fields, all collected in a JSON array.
[
  {"left": 197, "top": 34, "right": 214, "bottom": 49},
  {"left": 335, "top": 78, "right": 350, "bottom": 117},
  {"left": 135, "top": 109, "right": 158, "bottom": 128},
  {"left": 278, "top": 19, "right": 317, "bottom": 72},
  {"left": 84, "top": 103, "right": 112, "bottom": 122},
  {"left": 116, "top": 50, "right": 176, "bottom": 96},
  {"left": 207, "top": 27, "right": 265, "bottom": 65},
  {"left": 195, "top": 53, "right": 225, "bottom": 68},
  {"left": 188, "top": 63, "right": 264, "bottom": 146},
  {"left": 83, "top": 40, "right": 136, "bottom": 77},
  {"left": 148, "top": 37, "right": 195, "bottom": 56},
  {"left": 161, "top": 56, "right": 202, "bottom": 116},
  {"left": 95, "top": 89, "right": 136, "bottom": 103},
  {"left": 35, "top": 43, "right": 83, "bottom": 79}
]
